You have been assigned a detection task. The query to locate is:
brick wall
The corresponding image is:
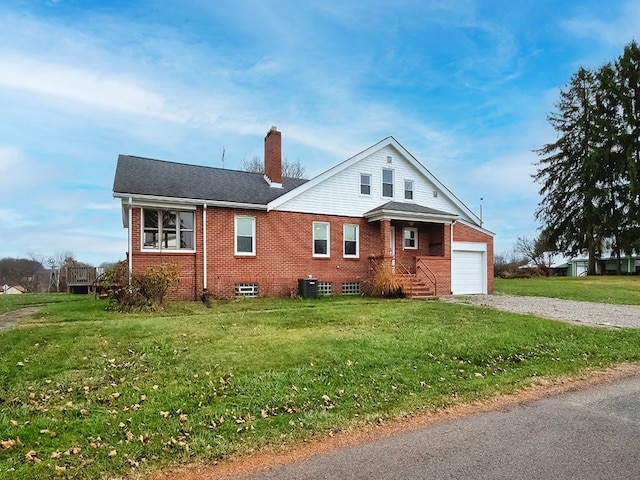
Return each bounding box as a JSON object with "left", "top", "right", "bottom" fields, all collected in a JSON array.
[
  {"left": 203, "top": 208, "right": 382, "bottom": 298},
  {"left": 128, "top": 207, "right": 494, "bottom": 300}
]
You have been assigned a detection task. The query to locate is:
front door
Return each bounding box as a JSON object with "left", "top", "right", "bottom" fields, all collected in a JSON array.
[{"left": 390, "top": 226, "right": 396, "bottom": 270}]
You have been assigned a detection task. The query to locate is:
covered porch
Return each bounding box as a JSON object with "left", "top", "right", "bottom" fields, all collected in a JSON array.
[{"left": 365, "top": 202, "right": 458, "bottom": 297}]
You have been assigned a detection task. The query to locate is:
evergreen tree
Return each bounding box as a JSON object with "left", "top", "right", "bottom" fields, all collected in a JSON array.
[
  {"left": 535, "top": 41, "right": 640, "bottom": 275},
  {"left": 593, "top": 63, "right": 627, "bottom": 273},
  {"left": 534, "top": 67, "right": 601, "bottom": 274},
  {"left": 614, "top": 41, "right": 640, "bottom": 256}
]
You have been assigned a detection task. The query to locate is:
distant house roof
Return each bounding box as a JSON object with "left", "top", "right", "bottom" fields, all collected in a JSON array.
[
  {"left": 2, "top": 285, "right": 24, "bottom": 295},
  {"left": 113, "top": 155, "right": 309, "bottom": 206}
]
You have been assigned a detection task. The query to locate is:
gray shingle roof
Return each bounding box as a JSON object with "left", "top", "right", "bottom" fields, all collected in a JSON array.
[
  {"left": 364, "top": 201, "right": 456, "bottom": 218},
  {"left": 113, "top": 155, "right": 308, "bottom": 205}
]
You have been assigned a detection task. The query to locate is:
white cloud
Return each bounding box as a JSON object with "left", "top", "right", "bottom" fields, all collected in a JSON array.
[
  {"left": 83, "top": 203, "right": 120, "bottom": 211},
  {"left": 0, "top": 145, "right": 22, "bottom": 174},
  {"left": 0, "top": 208, "right": 37, "bottom": 229},
  {"left": 0, "top": 54, "right": 188, "bottom": 122},
  {"left": 562, "top": 1, "right": 640, "bottom": 46}
]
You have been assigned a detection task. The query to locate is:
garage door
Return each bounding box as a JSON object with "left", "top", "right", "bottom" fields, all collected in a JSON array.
[{"left": 452, "top": 247, "right": 485, "bottom": 295}]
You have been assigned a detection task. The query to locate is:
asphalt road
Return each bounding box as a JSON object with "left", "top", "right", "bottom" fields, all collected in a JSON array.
[{"left": 231, "top": 372, "right": 640, "bottom": 480}]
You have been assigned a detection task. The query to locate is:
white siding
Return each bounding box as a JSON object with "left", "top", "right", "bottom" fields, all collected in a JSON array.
[{"left": 274, "top": 145, "right": 464, "bottom": 218}]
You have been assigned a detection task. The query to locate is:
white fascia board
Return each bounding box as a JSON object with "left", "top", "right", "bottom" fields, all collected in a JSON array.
[
  {"left": 455, "top": 218, "right": 496, "bottom": 237},
  {"left": 267, "top": 136, "right": 397, "bottom": 211},
  {"left": 366, "top": 211, "right": 457, "bottom": 224},
  {"left": 120, "top": 198, "right": 129, "bottom": 228},
  {"left": 267, "top": 136, "right": 483, "bottom": 227},
  {"left": 388, "top": 138, "right": 482, "bottom": 226},
  {"left": 113, "top": 193, "right": 268, "bottom": 211}
]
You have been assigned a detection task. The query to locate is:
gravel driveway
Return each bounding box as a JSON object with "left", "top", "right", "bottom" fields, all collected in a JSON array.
[
  {"left": 0, "top": 307, "right": 41, "bottom": 332},
  {"left": 442, "top": 295, "right": 640, "bottom": 328}
]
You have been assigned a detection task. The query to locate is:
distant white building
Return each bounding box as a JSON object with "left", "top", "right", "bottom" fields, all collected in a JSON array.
[
  {"left": 1, "top": 284, "right": 25, "bottom": 294},
  {"left": 551, "top": 251, "right": 640, "bottom": 276}
]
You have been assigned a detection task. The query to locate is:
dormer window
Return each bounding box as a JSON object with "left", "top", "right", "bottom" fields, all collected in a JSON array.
[{"left": 382, "top": 168, "right": 394, "bottom": 198}]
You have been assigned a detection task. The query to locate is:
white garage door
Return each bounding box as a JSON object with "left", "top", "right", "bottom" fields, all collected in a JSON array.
[{"left": 452, "top": 246, "right": 486, "bottom": 295}]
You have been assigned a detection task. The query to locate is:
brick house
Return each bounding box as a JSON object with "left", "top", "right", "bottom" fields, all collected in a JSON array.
[{"left": 112, "top": 127, "right": 494, "bottom": 300}]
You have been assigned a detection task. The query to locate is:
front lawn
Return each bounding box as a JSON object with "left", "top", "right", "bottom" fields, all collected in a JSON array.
[
  {"left": 1, "top": 294, "right": 639, "bottom": 479},
  {"left": 494, "top": 275, "right": 640, "bottom": 304}
]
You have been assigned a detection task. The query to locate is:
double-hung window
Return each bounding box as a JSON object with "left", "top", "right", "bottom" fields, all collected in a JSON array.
[
  {"left": 343, "top": 224, "right": 359, "bottom": 258},
  {"left": 235, "top": 216, "right": 256, "bottom": 255},
  {"left": 313, "top": 222, "right": 330, "bottom": 257},
  {"left": 143, "top": 209, "right": 194, "bottom": 251},
  {"left": 404, "top": 227, "right": 418, "bottom": 250},
  {"left": 404, "top": 180, "right": 414, "bottom": 200},
  {"left": 382, "top": 168, "right": 394, "bottom": 198},
  {"left": 360, "top": 174, "right": 371, "bottom": 195}
]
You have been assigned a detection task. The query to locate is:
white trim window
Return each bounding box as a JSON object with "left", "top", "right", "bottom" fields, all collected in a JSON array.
[
  {"left": 313, "top": 222, "right": 330, "bottom": 257},
  {"left": 360, "top": 173, "right": 372, "bottom": 195},
  {"left": 404, "top": 227, "right": 418, "bottom": 250},
  {"left": 343, "top": 224, "right": 359, "bottom": 258},
  {"left": 382, "top": 168, "right": 394, "bottom": 198},
  {"left": 143, "top": 209, "right": 194, "bottom": 251},
  {"left": 404, "top": 180, "right": 414, "bottom": 200},
  {"left": 235, "top": 216, "right": 256, "bottom": 255}
]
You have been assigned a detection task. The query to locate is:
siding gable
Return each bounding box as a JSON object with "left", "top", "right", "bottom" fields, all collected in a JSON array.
[{"left": 269, "top": 138, "right": 480, "bottom": 225}]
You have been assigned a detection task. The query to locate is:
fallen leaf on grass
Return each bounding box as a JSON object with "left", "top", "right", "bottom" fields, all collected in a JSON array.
[
  {"left": 108, "top": 450, "right": 117, "bottom": 457},
  {"left": 55, "top": 465, "right": 66, "bottom": 472},
  {"left": 25, "top": 450, "right": 41, "bottom": 463},
  {"left": 1, "top": 439, "right": 16, "bottom": 450}
]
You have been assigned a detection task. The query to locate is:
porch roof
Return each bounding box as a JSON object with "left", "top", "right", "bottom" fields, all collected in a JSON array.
[{"left": 364, "top": 201, "right": 458, "bottom": 223}]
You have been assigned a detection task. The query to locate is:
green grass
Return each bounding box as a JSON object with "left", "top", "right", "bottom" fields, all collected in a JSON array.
[
  {"left": 0, "top": 293, "right": 75, "bottom": 315},
  {"left": 495, "top": 275, "right": 640, "bottom": 304},
  {"left": 2, "top": 293, "right": 640, "bottom": 479}
]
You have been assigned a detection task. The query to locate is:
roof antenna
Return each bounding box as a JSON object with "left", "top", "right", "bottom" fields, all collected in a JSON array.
[{"left": 221, "top": 147, "right": 226, "bottom": 169}]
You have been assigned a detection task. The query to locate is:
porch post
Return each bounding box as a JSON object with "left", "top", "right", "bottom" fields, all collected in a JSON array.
[{"left": 381, "top": 219, "right": 392, "bottom": 264}]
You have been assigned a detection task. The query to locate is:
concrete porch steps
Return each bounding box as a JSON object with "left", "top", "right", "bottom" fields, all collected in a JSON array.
[{"left": 399, "top": 274, "right": 436, "bottom": 298}]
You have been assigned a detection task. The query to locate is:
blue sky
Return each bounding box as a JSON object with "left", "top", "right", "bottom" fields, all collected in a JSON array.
[{"left": 1, "top": 0, "right": 638, "bottom": 266}]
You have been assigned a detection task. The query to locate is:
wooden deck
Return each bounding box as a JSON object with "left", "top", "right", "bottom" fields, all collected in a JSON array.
[{"left": 66, "top": 266, "right": 98, "bottom": 294}]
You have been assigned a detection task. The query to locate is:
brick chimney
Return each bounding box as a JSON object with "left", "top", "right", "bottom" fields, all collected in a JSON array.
[{"left": 264, "top": 126, "right": 282, "bottom": 187}]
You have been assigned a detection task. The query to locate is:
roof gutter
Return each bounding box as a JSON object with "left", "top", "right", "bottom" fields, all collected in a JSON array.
[
  {"left": 114, "top": 192, "right": 268, "bottom": 211},
  {"left": 365, "top": 210, "right": 458, "bottom": 224}
]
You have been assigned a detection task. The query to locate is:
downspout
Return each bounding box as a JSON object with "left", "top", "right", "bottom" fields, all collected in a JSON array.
[
  {"left": 203, "top": 204, "right": 208, "bottom": 290},
  {"left": 450, "top": 221, "right": 454, "bottom": 295},
  {"left": 128, "top": 198, "right": 133, "bottom": 287}
]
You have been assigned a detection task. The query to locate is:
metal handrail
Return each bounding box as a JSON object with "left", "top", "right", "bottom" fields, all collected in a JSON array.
[{"left": 416, "top": 257, "right": 437, "bottom": 295}]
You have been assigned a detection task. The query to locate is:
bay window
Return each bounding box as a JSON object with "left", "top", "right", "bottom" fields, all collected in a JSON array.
[{"left": 143, "top": 209, "right": 194, "bottom": 251}]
